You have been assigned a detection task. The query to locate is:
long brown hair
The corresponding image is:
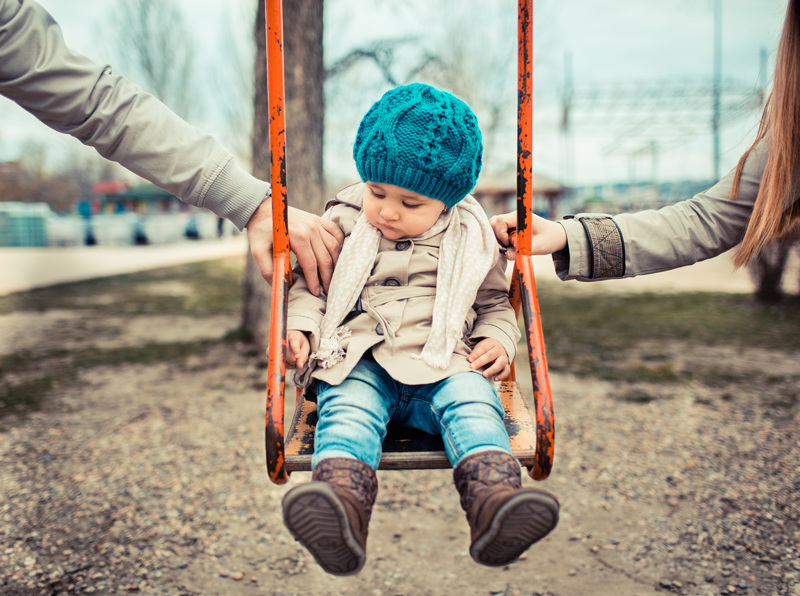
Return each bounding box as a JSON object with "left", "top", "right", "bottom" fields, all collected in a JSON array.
[{"left": 730, "top": 0, "right": 800, "bottom": 267}]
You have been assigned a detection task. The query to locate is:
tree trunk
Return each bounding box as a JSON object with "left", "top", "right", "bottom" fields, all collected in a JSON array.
[
  {"left": 241, "top": 0, "right": 325, "bottom": 349},
  {"left": 749, "top": 239, "right": 792, "bottom": 304},
  {"left": 284, "top": 1, "right": 325, "bottom": 214}
]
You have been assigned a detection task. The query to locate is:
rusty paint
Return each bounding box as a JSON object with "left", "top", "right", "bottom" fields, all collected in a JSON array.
[
  {"left": 266, "top": 0, "right": 288, "bottom": 256},
  {"left": 507, "top": 253, "right": 521, "bottom": 383},
  {"left": 264, "top": 0, "right": 292, "bottom": 486},
  {"left": 516, "top": 0, "right": 533, "bottom": 255},
  {"left": 513, "top": 0, "right": 555, "bottom": 481},
  {"left": 517, "top": 257, "right": 554, "bottom": 480},
  {"left": 265, "top": 253, "right": 291, "bottom": 485}
]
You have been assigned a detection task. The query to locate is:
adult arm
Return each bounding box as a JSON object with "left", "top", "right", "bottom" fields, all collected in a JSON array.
[
  {"left": 555, "top": 139, "right": 769, "bottom": 281},
  {"left": 0, "top": 0, "right": 265, "bottom": 229},
  {"left": 0, "top": 0, "right": 343, "bottom": 290},
  {"left": 492, "top": 139, "right": 773, "bottom": 281}
]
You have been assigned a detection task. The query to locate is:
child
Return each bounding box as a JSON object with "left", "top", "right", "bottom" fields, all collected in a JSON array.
[{"left": 282, "top": 83, "right": 559, "bottom": 576}]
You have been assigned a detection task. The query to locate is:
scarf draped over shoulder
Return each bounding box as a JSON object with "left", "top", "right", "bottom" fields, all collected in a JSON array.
[{"left": 294, "top": 194, "right": 498, "bottom": 386}]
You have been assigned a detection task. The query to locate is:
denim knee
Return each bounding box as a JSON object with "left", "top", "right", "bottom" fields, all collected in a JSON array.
[
  {"left": 312, "top": 360, "right": 396, "bottom": 469},
  {"left": 428, "top": 372, "right": 511, "bottom": 465}
]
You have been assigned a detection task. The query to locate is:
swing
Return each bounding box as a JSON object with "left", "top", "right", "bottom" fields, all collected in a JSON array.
[{"left": 263, "top": 0, "right": 553, "bottom": 485}]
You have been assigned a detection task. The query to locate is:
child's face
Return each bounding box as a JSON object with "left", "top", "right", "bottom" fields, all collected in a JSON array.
[{"left": 363, "top": 182, "right": 446, "bottom": 240}]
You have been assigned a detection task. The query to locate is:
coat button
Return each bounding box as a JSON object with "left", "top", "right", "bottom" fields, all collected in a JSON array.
[
  {"left": 395, "top": 240, "right": 411, "bottom": 251},
  {"left": 383, "top": 277, "right": 401, "bottom": 287},
  {"left": 375, "top": 323, "right": 384, "bottom": 336}
]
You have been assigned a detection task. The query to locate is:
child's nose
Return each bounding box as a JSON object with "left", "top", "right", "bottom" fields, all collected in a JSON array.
[{"left": 380, "top": 204, "right": 399, "bottom": 220}]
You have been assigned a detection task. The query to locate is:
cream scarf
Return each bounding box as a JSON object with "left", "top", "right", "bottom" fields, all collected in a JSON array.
[{"left": 299, "top": 194, "right": 498, "bottom": 382}]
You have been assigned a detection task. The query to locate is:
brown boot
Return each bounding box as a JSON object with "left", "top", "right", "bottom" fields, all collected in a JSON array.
[
  {"left": 282, "top": 457, "right": 378, "bottom": 576},
  {"left": 454, "top": 450, "right": 559, "bottom": 567}
]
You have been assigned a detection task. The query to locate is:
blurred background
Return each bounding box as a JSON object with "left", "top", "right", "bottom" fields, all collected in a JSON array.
[
  {"left": 1, "top": 0, "right": 785, "bottom": 237},
  {"left": 1, "top": 0, "right": 792, "bottom": 306}
]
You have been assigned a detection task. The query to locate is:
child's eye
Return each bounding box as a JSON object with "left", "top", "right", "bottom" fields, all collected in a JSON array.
[
  {"left": 403, "top": 202, "right": 421, "bottom": 209},
  {"left": 370, "top": 189, "right": 385, "bottom": 199}
]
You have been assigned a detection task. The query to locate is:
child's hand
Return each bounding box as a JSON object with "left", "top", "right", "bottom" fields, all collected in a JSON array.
[
  {"left": 467, "top": 338, "right": 511, "bottom": 381},
  {"left": 489, "top": 211, "right": 567, "bottom": 261},
  {"left": 286, "top": 330, "right": 310, "bottom": 369}
]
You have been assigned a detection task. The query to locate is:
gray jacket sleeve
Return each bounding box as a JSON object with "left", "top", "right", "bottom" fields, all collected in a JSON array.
[
  {"left": 0, "top": 0, "right": 268, "bottom": 230},
  {"left": 554, "top": 137, "right": 774, "bottom": 281}
]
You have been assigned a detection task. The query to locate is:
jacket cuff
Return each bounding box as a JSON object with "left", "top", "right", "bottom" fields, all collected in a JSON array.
[
  {"left": 198, "top": 158, "right": 271, "bottom": 231},
  {"left": 555, "top": 219, "right": 590, "bottom": 279},
  {"left": 578, "top": 216, "right": 625, "bottom": 278},
  {"left": 556, "top": 216, "right": 625, "bottom": 280}
]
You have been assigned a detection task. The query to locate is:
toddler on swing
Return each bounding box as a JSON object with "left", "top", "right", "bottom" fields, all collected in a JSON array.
[{"left": 283, "top": 82, "right": 559, "bottom": 575}]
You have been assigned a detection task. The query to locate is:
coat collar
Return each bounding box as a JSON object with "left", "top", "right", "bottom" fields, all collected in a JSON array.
[{"left": 326, "top": 182, "right": 364, "bottom": 211}]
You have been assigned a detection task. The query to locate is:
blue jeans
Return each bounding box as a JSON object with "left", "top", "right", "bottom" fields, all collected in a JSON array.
[{"left": 312, "top": 358, "right": 512, "bottom": 470}]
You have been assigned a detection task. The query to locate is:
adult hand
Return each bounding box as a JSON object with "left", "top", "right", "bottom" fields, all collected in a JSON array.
[
  {"left": 489, "top": 211, "right": 568, "bottom": 261},
  {"left": 246, "top": 201, "right": 344, "bottom": 296}
]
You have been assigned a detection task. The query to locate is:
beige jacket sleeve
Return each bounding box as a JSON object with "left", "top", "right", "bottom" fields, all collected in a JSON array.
[
  {"left": 286, "top": 204, "right": 352, "bottom": 350},
  {"left": 471, "top": 254, "right": 520, "bottom": 363},
  {"left": 555, "top": 137, "right": 774, "bottom": 281},
  {"left": 0, "top": 0, "right": 268, "bottom": 230}
]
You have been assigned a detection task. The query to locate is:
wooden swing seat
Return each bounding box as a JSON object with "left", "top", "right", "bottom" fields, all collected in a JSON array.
[
  {"left": 284, "top": 381, "right": 538, "bottom": 472},
  {"left": 263, "top": 0, "right": 552, "bottom": 485}
]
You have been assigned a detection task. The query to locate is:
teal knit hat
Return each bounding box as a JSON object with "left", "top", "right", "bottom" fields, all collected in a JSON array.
[{"left": 353, "top": 83, "right": 483, "bottom": 208}]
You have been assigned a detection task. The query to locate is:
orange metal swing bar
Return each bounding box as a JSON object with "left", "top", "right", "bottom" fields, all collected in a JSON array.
[
  {"left": 264, "top": 0, "right": 291, "bottom": 485},
  {"left": 511, "top": 0, "right": 554, "bottom": 480},
  {"left": 264, "top": 0, "right": 554, "bottom": 485}
]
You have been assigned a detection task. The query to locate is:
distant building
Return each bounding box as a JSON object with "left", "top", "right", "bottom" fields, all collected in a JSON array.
[
  {"left": 569, "top": 179, "right": 716, "bottom": 214},
  {"left": 0, "top": 161, "right": 25, "bottom": 199},
  {"left": 92, "top": 181, "right": 187, "bottom": 215},
  {"left": 473, "top": 172, "right": 571, "bottom": 219}
]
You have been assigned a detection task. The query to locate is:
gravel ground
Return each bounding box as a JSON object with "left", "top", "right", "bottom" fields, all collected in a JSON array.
[{"left": 1, "top": 290, "right": 799, "bottom": 595}]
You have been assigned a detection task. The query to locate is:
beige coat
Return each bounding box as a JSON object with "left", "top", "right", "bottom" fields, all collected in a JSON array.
[
  {"left": 0, "top": 0, "right": 268, "bottom": 230},
  {"left": 555, "top": 138, "right": 795, "bottom": 280},
  {"left": 287, "top": 183, "right": 520, "bottom": 387}
]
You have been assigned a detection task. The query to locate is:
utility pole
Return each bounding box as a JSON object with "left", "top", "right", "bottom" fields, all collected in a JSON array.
[
  {"left": 561, "top": 52, "right": 574, "bottom": 188},
  {"left": 712, "top": 0, "right": 722, "bottom": 180}
]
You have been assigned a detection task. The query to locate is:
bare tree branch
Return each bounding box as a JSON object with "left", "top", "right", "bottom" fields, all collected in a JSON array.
[
  {"left": 107, "top": 0, "right": 200, "bottom": 121},
  {"left": 325, "top": 38, "right": 441, "bottom": 87}
]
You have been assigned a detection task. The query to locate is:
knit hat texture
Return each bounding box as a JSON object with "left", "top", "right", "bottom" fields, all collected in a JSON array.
[{"left": 353, "top": 83, "right": 483, "bottom": 208}]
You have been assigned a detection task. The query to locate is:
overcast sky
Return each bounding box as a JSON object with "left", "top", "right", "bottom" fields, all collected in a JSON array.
[{"left": 0, "top": 0, "right": 788, "bottom": 188}]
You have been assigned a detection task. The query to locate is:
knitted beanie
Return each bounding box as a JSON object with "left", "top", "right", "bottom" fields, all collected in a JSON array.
[{"left": 353, "top": 83, "right": 483, "bottom": 208}]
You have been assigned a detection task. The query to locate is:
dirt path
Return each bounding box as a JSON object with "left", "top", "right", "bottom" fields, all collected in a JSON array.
[
  {"left": 0, "top": 340, "right": 664, "bottom": 595},
  {"left": 1, "top": 260, "right": 799, "bottom": 595}
]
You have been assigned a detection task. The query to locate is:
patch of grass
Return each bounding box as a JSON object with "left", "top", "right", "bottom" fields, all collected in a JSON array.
[
  {"left": 0, "top": 340, "right": 220, "bottom": 423},
  {"left": 77, "top": 340, "right": 215, "bottom": 368},
  {"left": 223, "top": 327, "right": 254, "bottom": 344},
  {"left": 765, "top": 388, "right": 799, "bottom": 411},
  {"left": 0, "top": 375, "right": 58, "bottom": 419},
  {"left": 624, "top": 362, "right": 682, "bottom": 383},
  {"left": 0, "top": 258, "right": 243, "bottom": 317},
  {"left": 551, "top": 358, "right": 683, "bottom": 383},
  {"left": 0, "top": 256, "right": 253, "bottom": 424},
  {"left": 615, "top": 389, "right": 659, "bottom": 404},
  {"left": 535, "top": 286, "right": 800, "bottom": 380},
  {"left": 687, "top": 366, "right": 755, "bottom": 388}
]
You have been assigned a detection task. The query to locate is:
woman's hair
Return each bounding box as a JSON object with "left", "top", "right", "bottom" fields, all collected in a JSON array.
[{"left": 730, "top": 0, "right": 800, "bottom": 267}]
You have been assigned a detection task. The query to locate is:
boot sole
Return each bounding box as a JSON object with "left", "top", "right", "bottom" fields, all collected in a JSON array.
[
  {"left": 282, "top": 482, "right": 366, "bottom": 576},
  {"left": 470, "top": 489, "right": 559, "bottom": 567}
]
